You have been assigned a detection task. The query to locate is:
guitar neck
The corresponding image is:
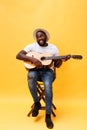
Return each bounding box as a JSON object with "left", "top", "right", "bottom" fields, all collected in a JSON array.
[
  {"left": 45, "top": 55, "right": 69, "bottom": 60},
  {"left": 45, "top": 54, "right": 82, "bottom": 60}
]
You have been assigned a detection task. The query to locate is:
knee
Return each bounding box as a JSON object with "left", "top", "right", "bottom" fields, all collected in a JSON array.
[
  {"left": 27, "top": 73, "right": 37, "bottom": 86},
  {"left": 44, "top": 81, "right": 52, "bottom": 88},
  {"left": 27, "top": 72, "right": 37, "bottom": 80},
  {"left": 44, "top": 82, "right": 52, "bottom": 93},
  {"left": 28, "top": 75, "right": 34, "bottom": 79}
]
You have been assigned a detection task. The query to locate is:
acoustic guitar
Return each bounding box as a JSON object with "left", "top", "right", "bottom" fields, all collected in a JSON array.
[{"left": 24, "top": 51, "right": 83, "bottom": 69}]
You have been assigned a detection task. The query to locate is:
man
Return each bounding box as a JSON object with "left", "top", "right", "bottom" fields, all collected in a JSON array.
[{"left": 16, "top": 28, "right": 69, "bottom": 129}]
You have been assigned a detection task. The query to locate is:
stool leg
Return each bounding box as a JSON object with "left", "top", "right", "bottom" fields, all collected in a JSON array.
[{"left": 27, "top": 104, "right": 34, "bottom": 117}]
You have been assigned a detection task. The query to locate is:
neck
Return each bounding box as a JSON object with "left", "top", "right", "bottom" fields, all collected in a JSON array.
[{"left": 37, "top": 42, "right": 48, "bottom": 47}]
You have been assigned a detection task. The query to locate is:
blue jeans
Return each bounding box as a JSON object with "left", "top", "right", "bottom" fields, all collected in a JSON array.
[{"left": 27, "top": 68, "right": 54, "bottom": 114}]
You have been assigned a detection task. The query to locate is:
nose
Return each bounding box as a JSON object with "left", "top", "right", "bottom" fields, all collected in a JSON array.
[{"left": 38, "top": 36, "right": 43, "bottom": 41}]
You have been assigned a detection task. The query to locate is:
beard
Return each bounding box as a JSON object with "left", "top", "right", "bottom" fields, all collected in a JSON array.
[{"left": 37, "top": 39, "right": 47, "bottom": 46}]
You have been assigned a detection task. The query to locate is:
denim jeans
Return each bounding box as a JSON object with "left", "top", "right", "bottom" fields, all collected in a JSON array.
[{"left": 27, "top": 68, "right": 54, "bottom": 114}]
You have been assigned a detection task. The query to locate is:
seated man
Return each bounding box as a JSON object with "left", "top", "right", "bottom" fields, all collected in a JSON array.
[{"left": 16, "top": 28, "right": 69, "bottom": 129}]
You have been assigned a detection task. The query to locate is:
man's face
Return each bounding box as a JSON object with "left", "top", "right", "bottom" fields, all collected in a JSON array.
[{"left": 36, "top": 31, "right": 47, "bottom": 46}]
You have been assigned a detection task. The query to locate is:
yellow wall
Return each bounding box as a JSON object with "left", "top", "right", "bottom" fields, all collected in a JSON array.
[{"left": 0, "top": 0, "right": 87, "bottom": 100}]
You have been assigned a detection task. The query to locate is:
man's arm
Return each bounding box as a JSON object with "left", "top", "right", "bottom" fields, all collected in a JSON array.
[
  {"left": 16, "top": 50, "right": 32, "bottom": 61},
  {"left": 16, "top": 50, "right": 43, "bottom": 68},
  {"left": 54, "top": 59, "right": 63, "bottom": 68},
  {"left": 54, "top": 54, "right": 71, "bottom": 68}
]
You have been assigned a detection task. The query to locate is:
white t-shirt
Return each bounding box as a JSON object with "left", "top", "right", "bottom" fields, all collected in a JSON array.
[{"left": 23, "top": 42, "right": 59, "bottom": 56}]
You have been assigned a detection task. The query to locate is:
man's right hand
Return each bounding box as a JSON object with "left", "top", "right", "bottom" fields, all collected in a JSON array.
[{"left": 31, "top": 58, "right": 43, "bottom": 68}]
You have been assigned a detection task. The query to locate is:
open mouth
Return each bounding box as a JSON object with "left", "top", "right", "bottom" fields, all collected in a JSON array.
[
  {"left": 39, "top": 39, "right": 44, "bottom": 42},
  {"left": 39, "top": 40, "right": 44, "bottom": 44}
]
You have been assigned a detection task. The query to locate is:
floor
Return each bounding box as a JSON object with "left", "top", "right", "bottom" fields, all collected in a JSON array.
[{"left": 0, "top": 97, "right": 87, "bottom": 130}]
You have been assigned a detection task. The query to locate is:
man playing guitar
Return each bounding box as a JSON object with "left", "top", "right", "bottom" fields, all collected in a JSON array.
[{"left": 16, "top": 28, "right": 71, "bottom": 129}]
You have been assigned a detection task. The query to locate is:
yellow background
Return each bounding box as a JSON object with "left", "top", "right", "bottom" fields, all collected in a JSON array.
[{"left": 0, "top": 0, "right": 87, "bottom": 130}]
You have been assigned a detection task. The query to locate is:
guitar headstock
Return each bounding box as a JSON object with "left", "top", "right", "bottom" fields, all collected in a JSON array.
[{"left": 72, "top": 55, "right": 83, "bottom": 59}]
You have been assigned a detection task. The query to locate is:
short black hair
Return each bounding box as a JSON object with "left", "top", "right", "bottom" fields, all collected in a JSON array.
[{"left": 36, "top": 30, "right": 47, "bottom": 36}]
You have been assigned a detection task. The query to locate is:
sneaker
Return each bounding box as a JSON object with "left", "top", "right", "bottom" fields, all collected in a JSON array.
[{"left": 32, "top": 102, "right": 41, "bottom": 117}]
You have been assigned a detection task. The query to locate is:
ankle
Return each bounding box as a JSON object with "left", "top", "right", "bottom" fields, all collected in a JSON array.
[
  {"left": 46, "top": 114, "right": 51, "bottom": 118},
  {"left": 35, "top": 101, "right": 41, "bottom": 108}
]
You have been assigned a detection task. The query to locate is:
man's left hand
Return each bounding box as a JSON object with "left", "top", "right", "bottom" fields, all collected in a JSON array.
[{"left": 64, "top": 54, "right": 71, "bottom": 61}]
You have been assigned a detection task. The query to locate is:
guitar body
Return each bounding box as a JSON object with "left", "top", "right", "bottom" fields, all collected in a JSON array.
[{"left": 24, "top": 51, "right": 52, "bottom": 69}]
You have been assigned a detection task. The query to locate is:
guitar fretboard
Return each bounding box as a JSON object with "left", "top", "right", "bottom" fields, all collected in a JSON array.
[
  {"left": 45, "top": 55, "right": 69, "bottom": 60},
  {"left": 44, "top": 54, "right": 82, "bottom": 60}
]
